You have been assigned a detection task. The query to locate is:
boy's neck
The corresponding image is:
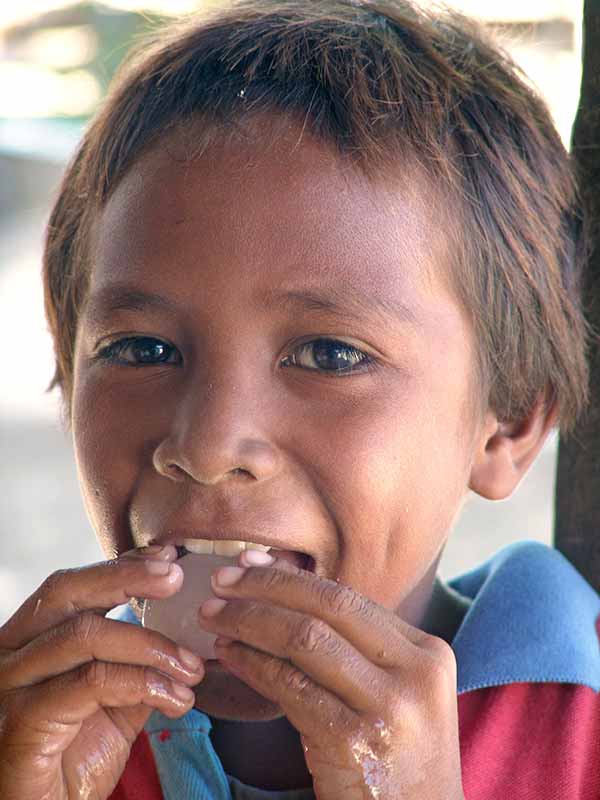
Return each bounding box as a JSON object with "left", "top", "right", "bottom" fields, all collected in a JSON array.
[
  {"left": 209, "top": 714, "right": 312, "bottom": 791},
  {"left": 419, "top": 576, "right": 471, "bottom": 644}
]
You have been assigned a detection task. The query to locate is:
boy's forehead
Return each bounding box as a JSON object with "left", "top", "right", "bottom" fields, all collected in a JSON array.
[{"left": 90, "top": 122, "right": 455, "bottom": 318}]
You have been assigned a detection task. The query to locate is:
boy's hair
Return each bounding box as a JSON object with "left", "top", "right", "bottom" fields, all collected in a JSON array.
[{"left": 43, "top": 0, "right": 589, "bottom": 432}]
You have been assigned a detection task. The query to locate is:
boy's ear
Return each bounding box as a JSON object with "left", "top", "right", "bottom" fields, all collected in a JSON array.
[{"left": 469, "top": 393, "right": 559, "bottom": 500}]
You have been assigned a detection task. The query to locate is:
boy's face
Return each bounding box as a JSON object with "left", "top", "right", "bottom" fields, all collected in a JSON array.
[{"left": 72, "top": 120, "right": 486, "bottom": 719}]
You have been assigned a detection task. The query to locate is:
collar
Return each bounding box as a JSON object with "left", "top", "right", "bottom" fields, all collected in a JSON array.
[{"left": 448, "top": 540, "right": 600, "bottom": 694}]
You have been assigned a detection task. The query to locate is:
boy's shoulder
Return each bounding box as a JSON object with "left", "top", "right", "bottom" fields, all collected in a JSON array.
[{"left": 449, "top": 539, "right": 600, "bottom": 694}]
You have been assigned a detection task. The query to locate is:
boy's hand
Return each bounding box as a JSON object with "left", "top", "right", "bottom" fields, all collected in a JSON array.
[
  {"left": 200, "top": 555, "right": 465, "bottom": 800},
  {"left": 0, "top": 546, "right": 204, "bottom": 800}
]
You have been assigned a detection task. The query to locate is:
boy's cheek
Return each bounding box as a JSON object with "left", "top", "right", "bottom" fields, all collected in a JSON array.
[{"left": 72, "top": 374, "right": 162, "bottom": 556}]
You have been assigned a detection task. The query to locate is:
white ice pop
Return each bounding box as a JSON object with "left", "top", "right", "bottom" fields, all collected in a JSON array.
[{"left": 141, "top": 543, "right": 268, "bottom": 658}]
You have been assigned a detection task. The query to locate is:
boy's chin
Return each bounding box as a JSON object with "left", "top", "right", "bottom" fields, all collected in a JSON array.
[{"left": 193, "top": 660, "right": 285, "bottom": 721}]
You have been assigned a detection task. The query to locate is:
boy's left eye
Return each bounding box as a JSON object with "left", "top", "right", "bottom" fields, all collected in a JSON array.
[
  {"left": 281, "top": 338, "right": 375, "bottom": 375},
  {"left": 94, "top": 336, "right": 375, "bottom": 376}
]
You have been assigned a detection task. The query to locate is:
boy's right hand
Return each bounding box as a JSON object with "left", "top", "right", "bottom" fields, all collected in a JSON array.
[{"left": 0, "top": 545, "right": 204, "bottom": 800}]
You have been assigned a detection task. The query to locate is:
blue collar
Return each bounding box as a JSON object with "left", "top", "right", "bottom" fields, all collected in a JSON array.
[{"left": 448, "top": 539, "right": 600, "bottom": 694}]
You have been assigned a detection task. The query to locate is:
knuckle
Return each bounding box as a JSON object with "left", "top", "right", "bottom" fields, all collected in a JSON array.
[
  {"left": 419, "top": 638, "right": 457, "bottom": 694},
  {"left": 281, "top": 663, "right": 312, "bottom": 696},
  {"left": 321, "top": 582, "right": 365, "bottom": 618},
  {"left": 79, "top": 660, "right": 110, "bottom": 692},
  {"left": 289, "top": 616, "right": 333, "bottom": 655},
  {"left": 258, "top": 566, "right": 287, "bottom": 593},
  {"left": 39, "top": 569, "right": 69, "bottom": 600},
  {"left": 67, "top": 611, "right": 103, "bottom": 646},
  {"left": 426, "top": 635, "right": 457, "bottom": 670},
  {"left": 262, "top": 657, "right": 311, "bottom": 697},
  {"left": 141, "top": 666, "right": 162, "bottom": 694}
]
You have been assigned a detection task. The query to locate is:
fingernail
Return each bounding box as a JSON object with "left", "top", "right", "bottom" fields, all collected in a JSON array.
[
  {"left": 213, "top": 566, "right": 246, "bottom": 587},
  {"left": 146, "top": 561, "right": 183, "bottom": 583},
  {"left": 200, "top": 597, "right": 228, "bottom": 617},
  {"left": 244, "top": 549, "right": 275, "bottom": 566},
  {"left": 146, "top": 559, "right": 170, "bottom": 575},
  {"left": 144, "top": 544, "right": 177, "bottom": 560},
  {"left": 172, "top": 683, "right": 195, "bottom": 703},
  {"left": 177, "top": 647, "right": 203, "bottom": 672}
]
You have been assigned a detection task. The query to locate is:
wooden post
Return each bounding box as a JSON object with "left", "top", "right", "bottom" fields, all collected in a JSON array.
[{"left": 555, "top": 0, "right": 600, "bottom": 592}]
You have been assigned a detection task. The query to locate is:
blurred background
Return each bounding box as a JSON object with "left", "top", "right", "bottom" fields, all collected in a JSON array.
[{"left": 0, "top": 0, "right": 583, "bottom": 624}]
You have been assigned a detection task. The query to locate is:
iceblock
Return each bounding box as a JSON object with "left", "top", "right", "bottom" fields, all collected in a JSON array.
[{"left": 142, "top": 552, "right": 236, "bottom": 659}]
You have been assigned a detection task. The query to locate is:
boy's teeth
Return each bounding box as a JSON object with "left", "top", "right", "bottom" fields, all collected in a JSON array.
[
  {"left": 214, "top": 540, "right": 246, "bottom": 556},
  {"left": 183, "top": 538, "right": 214, "bottom": 555},
  {"left": 182, "top": 538, "right": 270, "bottom": 555}
]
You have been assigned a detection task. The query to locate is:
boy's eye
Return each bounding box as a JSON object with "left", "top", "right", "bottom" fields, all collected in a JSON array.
[
  {"left": 282, "top": 339, "right": 374, "bottom": 376},
  {"left": 95, "top": 336, "right": 181, "bottom": 367},
  {"left": 94, "top": 336, "right": 375, "bottom": 376}
]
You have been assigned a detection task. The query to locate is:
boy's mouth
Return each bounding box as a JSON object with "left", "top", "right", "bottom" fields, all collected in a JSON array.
[{"left": 178, "top": 538, "right": 316, "bottom": 573}]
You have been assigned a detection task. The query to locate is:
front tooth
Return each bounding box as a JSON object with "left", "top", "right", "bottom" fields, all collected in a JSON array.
[
  {"left": 213, "top": 540, "right": 246, "bottom": 556},
  {"left": 183, "top": 538, "right": 214, "bottom": 554},
  {"left": 244, "top": 542, "right": 270, "bottom": 552}
]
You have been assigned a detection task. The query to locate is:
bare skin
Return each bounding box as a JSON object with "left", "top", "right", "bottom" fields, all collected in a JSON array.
[
  {"left": 207, "top": 565, "right": 473, "bottom": 791},
  {"left": 0, "top": 546, "right": 202, "bottom": 800},
  {"left": 0, "top": 118, "right": 557, "bottom": 798},
  {"left": 201, "top": 551, "right": 468, "bottom": 798}
]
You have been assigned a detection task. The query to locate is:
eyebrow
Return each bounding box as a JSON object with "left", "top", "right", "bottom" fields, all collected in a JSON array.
[
  {"left": 82, "top": 284, "right": 419, "bottom": 329},
  {"left": 82, "top": 286, "right": 178, "bottom": 320},
  {"left": 263, "top": 288, "right": 419, "bottom": 328}
]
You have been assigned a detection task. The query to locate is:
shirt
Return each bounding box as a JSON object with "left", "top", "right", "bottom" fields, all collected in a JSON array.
[{"left": 107, "top": 540, "right": 600, "bottom": 799}]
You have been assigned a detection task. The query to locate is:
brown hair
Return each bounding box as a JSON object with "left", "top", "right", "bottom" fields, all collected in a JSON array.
[{"left": 43, "top": 0, "right": 589, "bottom": 432}]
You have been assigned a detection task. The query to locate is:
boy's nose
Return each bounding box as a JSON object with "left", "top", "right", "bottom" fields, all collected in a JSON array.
[
  {"left": 153, "top": 436, "right": 279, "bottom": 486},
  {"left": 151, "top": 375, "right": 282, "bottom": 486}
]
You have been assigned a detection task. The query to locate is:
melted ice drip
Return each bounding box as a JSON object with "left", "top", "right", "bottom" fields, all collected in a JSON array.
[{"left": 348, "top": 719, "right": 393, "bottom": 799}]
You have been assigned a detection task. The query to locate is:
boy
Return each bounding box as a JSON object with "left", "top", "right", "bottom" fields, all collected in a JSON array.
[{"left": 0, "top": 1, "right": 598, "bottom": 798}]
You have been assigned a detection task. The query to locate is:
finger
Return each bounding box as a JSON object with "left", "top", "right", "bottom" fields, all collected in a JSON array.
[
  {"left": 0, "top": 546, "right": 181, "bottom": 650},
  {"left": 209, "top": 563, "right": 424, "bottom": 667},
  {"left": 2, "top": 661, "right": 196, "bottom": 748},
  {"left": 1, "top": 613, "right": 204, "bottom": 691},
  {"left": 119, "top": 544, "right": 179, "bottom": 562},
  {"left": 214, "top": 640, "right": 358, "bottom": 739},
  {"left": 200, "top": 599, "right": 390, "bottom": 712},
  {"left": 237, "top": 549, "right": 297, "bottom": 571}
]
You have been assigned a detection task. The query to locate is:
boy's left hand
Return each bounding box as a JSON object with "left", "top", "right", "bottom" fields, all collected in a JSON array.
[{"left": 199, "top": 556, "right": 465, "bottom": 800}]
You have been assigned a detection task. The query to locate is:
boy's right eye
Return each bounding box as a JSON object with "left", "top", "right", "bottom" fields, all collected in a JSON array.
[{"left": 94, "top": 336, "right": 182, "bottom": 367}]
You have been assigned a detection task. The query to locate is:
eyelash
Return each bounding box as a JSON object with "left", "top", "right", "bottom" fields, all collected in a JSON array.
[{"left": 93, "top": 336, "right": 378, "bottom": 377}]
